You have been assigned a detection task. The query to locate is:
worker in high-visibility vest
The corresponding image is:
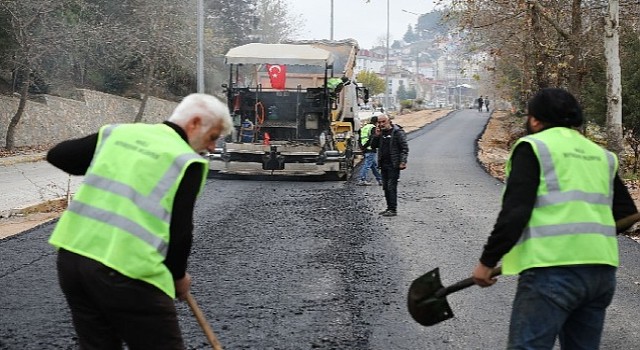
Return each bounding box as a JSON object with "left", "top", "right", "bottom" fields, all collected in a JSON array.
[
  {"left": 357, "top": 114, "right": 382, "bottom": 186},
  {"left": 47, "top": 93, "right": 232, "bottom": 349},
  {"left": 326, "top": 76, "right": 350, "bottom": 104},
  {"left": 472, "top": 88, "right": 638, "bottom": 349}
]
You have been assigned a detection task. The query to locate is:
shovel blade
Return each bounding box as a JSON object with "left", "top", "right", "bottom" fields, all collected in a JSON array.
[{"left": 407, "top": 267, "right": 454, "bottom": 326}]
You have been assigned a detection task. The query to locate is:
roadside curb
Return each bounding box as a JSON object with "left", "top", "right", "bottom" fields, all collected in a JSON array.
[
  {"left": 0, "top": 152, "right": 47, "bottom": 167},
  {"left": 0, "top": 197, "right": 67, "bottom": 219}
]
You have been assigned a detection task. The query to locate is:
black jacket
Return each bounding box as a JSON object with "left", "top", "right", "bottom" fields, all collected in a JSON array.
[{"left": 371, "top": 123, "right": 409, "bottom": 168}]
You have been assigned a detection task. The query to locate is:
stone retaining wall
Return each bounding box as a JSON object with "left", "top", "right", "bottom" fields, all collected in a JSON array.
[{"left": 0, "top": 89, "right": 178, "bottom": 148}]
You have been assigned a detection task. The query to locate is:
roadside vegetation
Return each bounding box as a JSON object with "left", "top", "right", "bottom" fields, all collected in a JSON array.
[
  {"left": 446, "top": 1, "right": 640, "bottom": 169},
  {"left": 0, "top": 0, "right": 301, "bottom": 150}
]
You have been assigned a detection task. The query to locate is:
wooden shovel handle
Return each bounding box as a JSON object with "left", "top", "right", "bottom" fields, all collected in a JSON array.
[
  {"left": 185, "top": 293, "right": 223, "bottom": 350},
  {"left": 435, "top": 266, "right": 502, "bottom": 298}
]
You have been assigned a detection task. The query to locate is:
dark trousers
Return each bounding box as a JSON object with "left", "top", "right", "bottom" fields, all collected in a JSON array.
[
  {"left": 57, "top": 249, "right": 184, "bottom": 350},
  {"left": 380, "top": 165, "right": 400, "bottom": 211},
  {"left": 508, "top": 265, "right": 616, "bottom": 349}
]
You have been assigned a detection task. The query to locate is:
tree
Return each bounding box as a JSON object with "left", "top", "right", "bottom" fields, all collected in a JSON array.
[
  {"left": 415, "top": 10, "right": 449, "bottom": 39},
  {"left": 123, "top": 1, "right": 199, "bottom": 121},
  {"left": 253, "top": 0, "right": 302, "bottom": 43},
  {"left": 619, "top": 23, "right": 640, "bottom": 173},
  {"left": 0, "top": 0, "right": 93, "bottom": 150},
  {"left": 396, "top": 84, "right": 407, "bottom": 101},
  {"left": 0, "top": 11, "right": 16, "bottom": 88},
  {"left": 356, "top": 70, "right": 385, "bottom": 96},
  {"left": 604, "top": 0, "right": 622, "bottom": 156},
  {"left": 85, "top": 1, "right": 219, "bottom": 120},
  {"left": 407, "top": 87, "right": 417, "bottom": 100},
  {"left": 403, "top": 25, "right": 418, "bottom": 43},
  {"left": 581, "top": 58, "right": 607, "bottom": 126},
  {"left": 208, "top": 0, "right": 257, "bottom": 50},
  {"left": 447, "top": 0, "right": 599, "bottom": 106}
]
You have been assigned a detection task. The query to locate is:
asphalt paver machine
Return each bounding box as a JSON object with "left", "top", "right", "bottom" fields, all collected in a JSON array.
[{"left": 209, "top": 39, "right": 368, "bottom": 179}]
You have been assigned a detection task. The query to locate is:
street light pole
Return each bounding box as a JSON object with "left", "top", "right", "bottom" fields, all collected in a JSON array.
[
  {"left": 330, "top": 0, "right": 334, "bottom": 40},
  {"left": 197, "top": 0, "right": 204, "bottom": 93},
  {"left": 384, "top": 0, "right": 390, "bottom": 111}
]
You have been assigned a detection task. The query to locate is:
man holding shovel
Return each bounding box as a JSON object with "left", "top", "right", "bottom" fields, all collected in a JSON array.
[
  {"left": 47, "top": 94, "right": 232, "bottom": 349},
  {"left": 472, "top": 88, "right": 638, "bottom": 349}
]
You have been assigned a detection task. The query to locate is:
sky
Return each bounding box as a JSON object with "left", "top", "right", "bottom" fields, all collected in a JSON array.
[{"left": 288, "top": 0, "right": 440, "bottom": 49}]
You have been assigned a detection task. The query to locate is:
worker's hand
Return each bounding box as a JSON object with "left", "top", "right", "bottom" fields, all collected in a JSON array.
[
  {"left": 399, "top": 162, "right": 407, "bottom": 170},
  {"left": 472, "top": 262, "right": 497, "bottom": 288},
  {"left": 374, "top": 126, "right": 381, "bottom": 136},
  {"left": 175, "top": 273, "right": 192, "bottom": 301}
]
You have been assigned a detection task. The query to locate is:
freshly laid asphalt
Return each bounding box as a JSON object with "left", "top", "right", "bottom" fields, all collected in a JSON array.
[{"left": 1, "top": 109, "right": 639, "bottom": 349}]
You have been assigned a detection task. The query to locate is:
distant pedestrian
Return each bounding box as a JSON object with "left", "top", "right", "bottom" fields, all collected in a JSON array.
[
  {"left": 484, "top": 97, "right": 490, "bottom": 112},
  {"left": 471, "top": 88, "right": 638, "bottom": 349},
  {"left": 357, "top": 114, "right": 383, "bottom": 186},
  {"left": 477, "top": 96, "right": 484, "bottom": 112},
  {"left": 47, "top": 93, "right": 233, "bottom": 349},
  {"left": 370, "top": 114, "right": 409, "bottom": 217}
]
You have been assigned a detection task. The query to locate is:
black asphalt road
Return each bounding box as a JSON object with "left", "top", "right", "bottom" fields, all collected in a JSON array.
[{"left": 1, "top": 109, "right": 639, "bottom": 349}]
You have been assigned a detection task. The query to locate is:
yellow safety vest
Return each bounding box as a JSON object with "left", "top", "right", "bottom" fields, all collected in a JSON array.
[
  {"left": 360, "top": 124, "right": 375, "bottom": 150},
  {"left": 502, "top": 127, "right": 618, "bottom": 275},
  {"left": 49, "top": 123, "right": 208, "bottom": 297}
]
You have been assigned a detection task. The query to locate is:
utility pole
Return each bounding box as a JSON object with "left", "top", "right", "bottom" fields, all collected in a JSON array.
[{"left": 197, "top": 0, "right": 204, "bottom": 93}]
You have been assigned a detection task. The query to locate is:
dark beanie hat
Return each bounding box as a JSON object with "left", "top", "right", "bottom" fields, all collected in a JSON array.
[{"left": 527, "top": 88, "right": 583, "bottom": 127}]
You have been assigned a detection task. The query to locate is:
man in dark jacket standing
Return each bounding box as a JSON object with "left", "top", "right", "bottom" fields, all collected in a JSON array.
[{"left": 371, "top": 114, "right": 409, "bottom": 216}]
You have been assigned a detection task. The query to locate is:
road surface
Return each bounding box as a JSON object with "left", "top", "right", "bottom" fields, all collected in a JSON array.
[{"left": 1, "top": 109, "right": 639, "bottom": 349}]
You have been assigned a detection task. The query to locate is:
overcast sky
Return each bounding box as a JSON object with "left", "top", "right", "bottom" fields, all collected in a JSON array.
[{"left": 288, "top": 0, "right": 440, "bottom": 49}]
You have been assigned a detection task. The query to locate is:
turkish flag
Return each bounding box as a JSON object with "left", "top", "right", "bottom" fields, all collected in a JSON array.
[{"left": 266, "top": 64, "right": 286, "bottom": 90}]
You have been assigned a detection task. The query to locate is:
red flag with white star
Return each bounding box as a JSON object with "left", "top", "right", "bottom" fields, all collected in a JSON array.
[{"left": 266, "top": 64, "right": 286, "bottom": 90}]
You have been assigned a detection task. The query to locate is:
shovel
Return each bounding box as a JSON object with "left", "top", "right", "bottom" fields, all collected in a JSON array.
[
  {"left": 405, "top": 213, "right": 640, "bottom": 327},
  {"left": 185, "top": 292, "right": 224, "bottom": 350},
  {"left": 407, "top": 266, "right": 502, "bottom": 326}
]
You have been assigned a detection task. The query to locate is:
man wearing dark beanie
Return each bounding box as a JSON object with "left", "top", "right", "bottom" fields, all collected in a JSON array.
[{"left": 471, "top": 88, "right": 638, "bottom": 349}]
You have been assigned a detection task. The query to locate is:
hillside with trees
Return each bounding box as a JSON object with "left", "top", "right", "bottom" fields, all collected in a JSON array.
[{"left": 0, "top": 0, "right": 300, "bottom": 150}]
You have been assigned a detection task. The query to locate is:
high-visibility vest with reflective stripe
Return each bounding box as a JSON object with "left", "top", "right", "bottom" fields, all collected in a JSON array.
[
  {"left": 327, "top": 77, "right": 342, "bottom": 90},
  {"left": 501, "top": 127, "right": 618, "bottom": 275},
  {"left": 360, "top": 124, "right": 374, "bottom": 150},
  {"left": 49, "top": 123, "right": 208, "bottom": 297}
]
